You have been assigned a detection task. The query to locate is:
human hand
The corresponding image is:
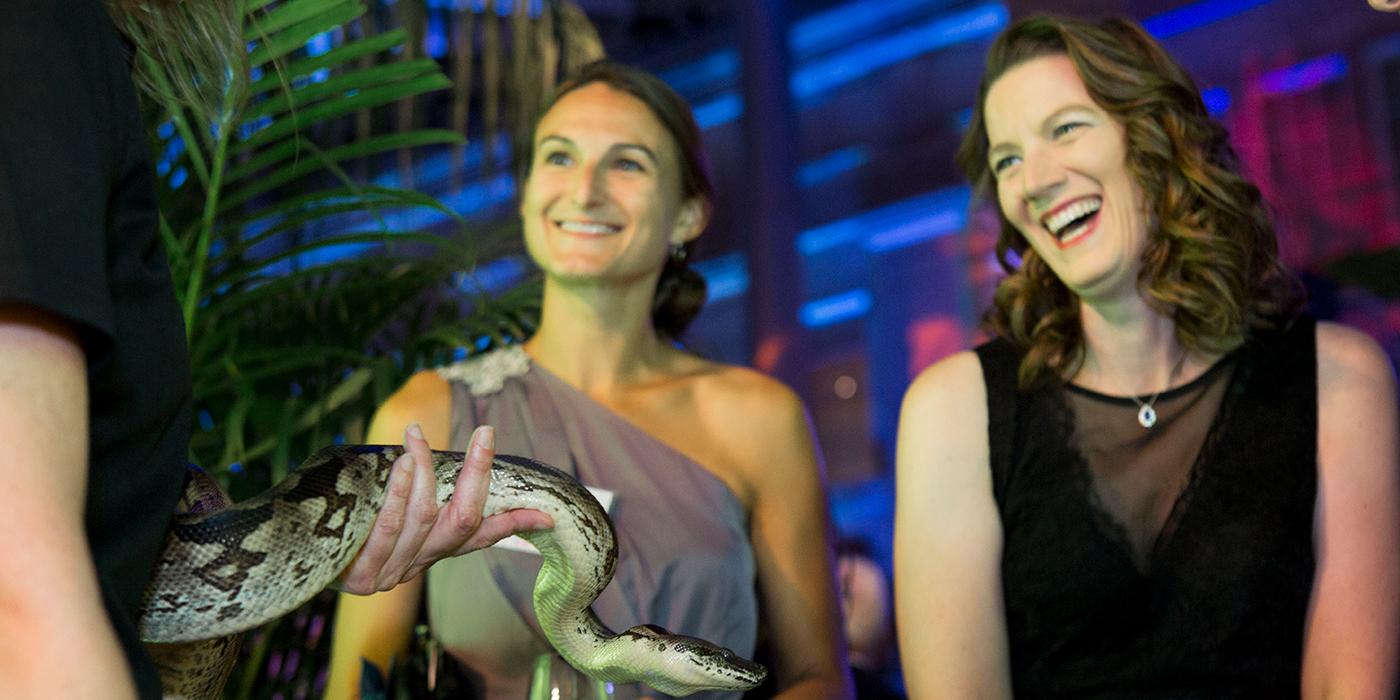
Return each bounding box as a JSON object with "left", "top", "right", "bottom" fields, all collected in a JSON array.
[{"left": 335, "top": 424, "right": 554, "bottom": 594}]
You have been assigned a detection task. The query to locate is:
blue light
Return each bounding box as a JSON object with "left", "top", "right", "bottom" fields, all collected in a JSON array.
[
  {"left": 797, "top": 145, "right": 871, "bottom": 187},
  {"left": 306, "top": 31, "right": 333, "bottom": 57},
  {"left": 1201, "top": 86, "right": 1231, "bottom": 116},
  {"left": 170, "top": 167, "right": 189, "bottom": 190},
  {"left": 229, "top": 462, "right": 244, "bottom": 474},
  {"left": 691, "top": 92, "right": 744, "bottom": 131},
  {"left": 1142, "top": 0, "right": 1274, "bottom": 39},
  {"left": 459, "top": 256, "right": 528, "bottom": 293},
  {"left": 952, "top": 106, "right": 974, "bottom": 132},
  {"left": 791, "top": 0, "right": 955, "bottom": 60},
  {"left": 198, "top": 410, "right": 214, "bottom": 431},
  {"left": 424, "top": 12, "right": 448, "bottom": 59},
  {"left": 797, "top": 185, "right": 972, "bottom": 256},
  {"left": 800, "top": 289, "right": 873, "bottom": 328},
  {"left": 157, "top": 121, "right": 176, "bottom": 140},
  {"left": 693, "top": 252, "right": 751, "bottom": 302},
  {"left": 791, "top": 3, "right": 1008, "bottom": 102},
  {"left": 662, "top": 50, "right": 739, "bottom": 96},
  {"left": 864, "top": 208, "right": 966, "bottom": 252},
  {"left": 1257, "top": 54, "right": 1348, "bottom": 95}
]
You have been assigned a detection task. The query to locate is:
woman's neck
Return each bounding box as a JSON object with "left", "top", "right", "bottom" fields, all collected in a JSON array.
[
  {"left": 523, "top": 276, "right": 672, "bottom": 396},
  {"left": 1075, "top": 294, "right": 1189, "bottom": 396}
]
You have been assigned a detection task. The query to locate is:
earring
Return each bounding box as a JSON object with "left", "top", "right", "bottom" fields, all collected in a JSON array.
[{"left": 669, "top": 243, "right": 687, "bottom": 264}]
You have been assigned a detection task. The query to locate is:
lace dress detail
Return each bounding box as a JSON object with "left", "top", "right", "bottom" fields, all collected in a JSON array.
[
  {"left": 435, "top": 345, "right": 530, "bottom": 397},
  {"left": 975, "top": 318, "right": 1317, "bottom": 698}
]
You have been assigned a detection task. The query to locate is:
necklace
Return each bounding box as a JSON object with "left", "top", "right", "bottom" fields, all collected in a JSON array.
[{"left": 1128, "top": 351, "right": 1188, "bottom": 429}]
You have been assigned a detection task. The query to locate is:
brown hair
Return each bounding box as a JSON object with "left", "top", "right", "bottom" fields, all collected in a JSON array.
[
  {"left": 957, "top": 15, "right": 1303, "bottom": 388},
  {"left": 521, "top": 59, "right": 714, "bottom": 341}
]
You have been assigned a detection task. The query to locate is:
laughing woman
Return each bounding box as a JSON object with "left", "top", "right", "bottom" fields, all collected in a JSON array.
[
  {"left": 325, "top": 60, "right": 851, "bottom": 700},
  {"left": 894, "top": 15, "right": 1399, "bottom": 699}
]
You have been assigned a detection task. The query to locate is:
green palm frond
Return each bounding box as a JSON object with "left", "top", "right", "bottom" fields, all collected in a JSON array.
[{"left": 119, "top": 0, "right": 603, "bottom": 694}]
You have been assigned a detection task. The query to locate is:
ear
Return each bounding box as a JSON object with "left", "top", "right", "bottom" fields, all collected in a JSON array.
[{"left": 670, "top": 197, "right": 709, "bottom": 246}]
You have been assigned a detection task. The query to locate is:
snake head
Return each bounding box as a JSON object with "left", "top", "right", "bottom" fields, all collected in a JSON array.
[{"left": 617, "top": 624, "right": 767, "bottom": 696}]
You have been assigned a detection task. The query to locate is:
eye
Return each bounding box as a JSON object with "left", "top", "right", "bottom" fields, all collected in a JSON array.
[
  {"left": 613, "top": 157, "right": 646, "bottom": 173},
  {"left": 541, "top": 150, "right": 572, "bottom": 166},
  {"left": 991, "top": 154, "right": 1020, "bottom": 175},
  {"left": 1052, "top": 121, "right": 1087, "bottom": 138}
]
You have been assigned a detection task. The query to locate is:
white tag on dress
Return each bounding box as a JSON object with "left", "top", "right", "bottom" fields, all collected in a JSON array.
[{"left": 491, "top": 485, "right": 615, "bottom": 555}]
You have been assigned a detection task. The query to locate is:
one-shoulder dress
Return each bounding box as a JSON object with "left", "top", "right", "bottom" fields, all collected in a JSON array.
[{"left": 428, "top": 346, "right": 758, "bottom": 700}]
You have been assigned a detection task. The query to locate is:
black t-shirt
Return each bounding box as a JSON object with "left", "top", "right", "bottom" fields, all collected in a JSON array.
[{"left": 0, "top": 1, "right": 190, "bottom": 697}]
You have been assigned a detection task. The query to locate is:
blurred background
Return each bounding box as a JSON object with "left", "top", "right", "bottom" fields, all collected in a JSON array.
[
  {"left": 438, "top": 0, "right": 1400, "bottom": 606},
  {"left": 140, "top": 0, "right": 1400, "bottom": 696}
]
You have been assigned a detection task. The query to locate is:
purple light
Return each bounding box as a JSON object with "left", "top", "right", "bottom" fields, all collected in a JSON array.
[{"left": 1257, "top": 54, "right": 1348, "bottom": 95}]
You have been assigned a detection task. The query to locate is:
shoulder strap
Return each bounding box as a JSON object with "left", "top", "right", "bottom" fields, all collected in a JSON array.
[{"left": 974, "top": 337, "right": 1021, "bottom": 502}]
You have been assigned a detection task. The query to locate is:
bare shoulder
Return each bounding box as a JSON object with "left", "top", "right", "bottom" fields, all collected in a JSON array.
[
  {"left": 688, "top": 359, "right": 807, "bottom": 434},
  {"left": 367, "top": 369, "right": 453, "bottom": 444},
  {"left": 1316, "top": 321, "right": 1397, "bottom": 390},
  {"left": 902, "top": 349, "right": 987, "bottom": 426}
]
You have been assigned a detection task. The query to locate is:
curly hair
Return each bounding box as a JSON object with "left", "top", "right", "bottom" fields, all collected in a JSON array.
[
  {"left": 521, "top": 60, "right": 714, "bottom": 341},
  {"left": 956, "top": 15, "right": 1303, "bottom": 388}
]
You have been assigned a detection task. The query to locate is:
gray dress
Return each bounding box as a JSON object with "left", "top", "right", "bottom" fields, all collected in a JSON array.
[{"left": 428, "top": 347, "right": 759, "bottom": 700}]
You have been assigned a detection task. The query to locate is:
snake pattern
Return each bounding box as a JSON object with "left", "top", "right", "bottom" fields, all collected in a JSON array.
[{"left": 139, "top": 445, "right": 767, "bottom": 699}]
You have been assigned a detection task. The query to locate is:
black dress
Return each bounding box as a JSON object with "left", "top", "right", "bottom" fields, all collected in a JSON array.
[{"left": 975, "top": 318, "right": 1317, "bottom": 699}]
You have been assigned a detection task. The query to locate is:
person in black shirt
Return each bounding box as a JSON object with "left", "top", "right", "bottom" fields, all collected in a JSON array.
[
  {"left": 0, "top": 2, "right": 549, "bottom": 698},
  {"left": 894, "top": 14, "right": 1399, "bottom": 699}
]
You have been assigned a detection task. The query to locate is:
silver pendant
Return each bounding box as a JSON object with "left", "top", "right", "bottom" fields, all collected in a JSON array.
[{"left": 1137, "top": 404, "right": 1158, "bottom": 428}]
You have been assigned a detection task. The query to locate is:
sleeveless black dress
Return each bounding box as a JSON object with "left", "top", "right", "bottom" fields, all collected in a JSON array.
[{"left": 975, "top": 318, "right": 1317, "bottom": 698}]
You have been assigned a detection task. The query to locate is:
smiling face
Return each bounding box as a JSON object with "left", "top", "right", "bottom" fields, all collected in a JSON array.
[
  {"left": 984, "top": 54, "right": 1151, "bottom": 303},
  {"left": 520, "top": 82, "right": 704, "bottom": 287}
]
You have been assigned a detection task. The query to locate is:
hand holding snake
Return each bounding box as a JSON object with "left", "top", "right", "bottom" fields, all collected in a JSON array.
[{"left": 139, "top": 435, "right": 767, "bottom": 699}]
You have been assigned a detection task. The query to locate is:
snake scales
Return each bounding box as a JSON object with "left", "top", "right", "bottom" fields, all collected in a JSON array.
[{"left": 139, "top": 445, "right": 767, "bottom": 699}]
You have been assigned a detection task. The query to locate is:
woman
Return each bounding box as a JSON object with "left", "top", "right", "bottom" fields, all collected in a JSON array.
[
  {"left": 326, "top": 60, "right": 852, "bottom": 700},
  {"left": 894, "top": 15, "right": 1398, "bottom": 699}
]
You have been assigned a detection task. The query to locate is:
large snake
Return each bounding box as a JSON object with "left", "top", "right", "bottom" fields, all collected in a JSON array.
[{"left": 139, "top": 445, "right": 767, "bottom": 699}]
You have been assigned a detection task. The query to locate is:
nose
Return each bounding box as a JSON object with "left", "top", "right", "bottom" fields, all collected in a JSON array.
[
  {"left": 1020, "top": 146, "right": 1066, "bottom": 208},
  {"left": 570, "top": 160, "right": 607, "bottom": 208}
]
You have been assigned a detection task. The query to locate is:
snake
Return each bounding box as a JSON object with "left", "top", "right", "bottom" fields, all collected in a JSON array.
[{"left": 139, "top": 444, "right": 767, "bottom": 699}]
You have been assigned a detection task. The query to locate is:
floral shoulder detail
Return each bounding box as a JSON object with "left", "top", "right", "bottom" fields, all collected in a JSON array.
[{"left": 434, "top": 345, "right": 531, "bottom": 397}]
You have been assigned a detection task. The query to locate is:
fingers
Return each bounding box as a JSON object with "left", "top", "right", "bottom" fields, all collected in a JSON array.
[
  {"left": 410, "top": 426, "right": 496, "bottom": 565},
  {"left": 457, "top": 509, "right": 554, "bottom": 556},
  {"left": 369, "top": 423, "right": 441, "bottom": 588},
  {"left": 335, "top": 450, "right": 416, "bottom": 594}
]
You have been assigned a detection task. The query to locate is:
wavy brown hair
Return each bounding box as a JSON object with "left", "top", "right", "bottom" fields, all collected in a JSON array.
[{"left": 957, "top": 15, "right": 1303, "bottom": 388}]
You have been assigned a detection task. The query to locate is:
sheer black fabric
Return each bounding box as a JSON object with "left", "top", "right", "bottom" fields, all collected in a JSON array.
[{"left": 976, "top": 318, "right": 1317, "bottom": 699}]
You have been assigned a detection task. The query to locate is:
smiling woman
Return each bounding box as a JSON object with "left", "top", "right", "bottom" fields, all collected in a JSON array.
[
  {"left": 895, "top": 14, "right": 1400, "bottom": 700},
  {"left": 325, "top": 60, "right": 853, "bottom": 700}
]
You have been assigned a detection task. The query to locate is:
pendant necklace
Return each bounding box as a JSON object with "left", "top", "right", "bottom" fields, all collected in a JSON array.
[{"left": 1128, "top": 351, "right": 1188, "bottom": 429}]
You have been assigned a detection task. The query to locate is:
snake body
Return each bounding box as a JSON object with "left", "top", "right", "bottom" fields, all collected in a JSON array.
[{"left": 139, "top": 445, "right": 766, "bottom": 698}]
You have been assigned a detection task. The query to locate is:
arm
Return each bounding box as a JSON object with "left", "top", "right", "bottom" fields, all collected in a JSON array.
[
  {"left": 727, "top": 377, "right": 853, "bottom": 699},
  {"left": 1302, "top": 323, "right": 1400, "bottom": 699},
  {"left": 0, "top": 305, "right": 137, "bottom": 700},
  {"left": 894, "top": 351, "right": 1012, "bottom": 700},
  {"left": 324, "top": 370, "right": 551, "bottom": 699}
]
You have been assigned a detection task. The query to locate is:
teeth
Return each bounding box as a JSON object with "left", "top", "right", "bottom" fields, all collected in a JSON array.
[
  {"left": 1045, "top": 198, "right": 1102, "bottom": 237},
  {"left": 557, "top": 220, "right": 620, "bottom": 235}
]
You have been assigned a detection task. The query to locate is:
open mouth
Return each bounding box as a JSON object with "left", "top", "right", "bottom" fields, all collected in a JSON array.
[
  {"left": 1041, "top": 196, "right": 1101, "bottom": 247},
  {"left": 555, "top": 220, "right": 622, "bottom": 236}
]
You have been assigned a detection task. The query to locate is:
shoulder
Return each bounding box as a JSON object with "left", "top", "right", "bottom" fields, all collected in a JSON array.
[
  {"left": 1315, "top": 321, "right": 1396, "bottom": 388},
  {"left": 375, "top": 369, "right": 451, "bottom": 425},
  {"left": 689, "top": 360, "right": 808, "bottom": 434},
  {"left": 1314, "top": 322, "right": 1397, "bottom": 435},
  {"left": 433, "top": 345, "right": 531, "bottom": 397},
  {"left": 903, "top": 349, "right": 988, "bottom": 422}
]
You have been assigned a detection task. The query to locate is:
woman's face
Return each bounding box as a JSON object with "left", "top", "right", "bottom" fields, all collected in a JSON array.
[
  {"left": 983, "top": 54, "right": 1151, "bottom": 303},
  {"left": 519, "top": 82, "right": 703, "bottom": 287}
]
